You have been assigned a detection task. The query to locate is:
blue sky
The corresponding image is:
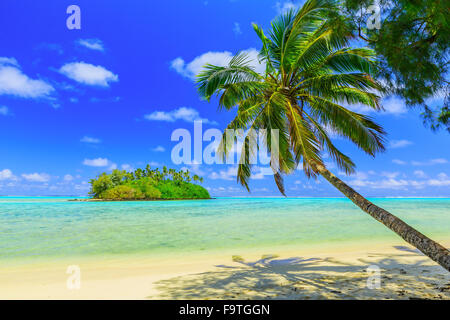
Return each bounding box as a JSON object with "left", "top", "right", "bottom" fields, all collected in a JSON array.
[{"left": 0, "top": 0, "right": 449, "bottom": 197}]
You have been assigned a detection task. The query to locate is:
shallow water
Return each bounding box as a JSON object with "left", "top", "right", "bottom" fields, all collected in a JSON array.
[{"left": 0, "top": 197, "right": 449, "bottom": 263}]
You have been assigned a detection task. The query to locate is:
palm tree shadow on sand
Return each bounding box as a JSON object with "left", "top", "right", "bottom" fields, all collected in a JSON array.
[{"left": 150, "top": 247, "right": 450, "bottom": 300}]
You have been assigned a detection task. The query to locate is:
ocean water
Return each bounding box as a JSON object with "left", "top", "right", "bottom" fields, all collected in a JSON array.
[{"left": 0, "top": 197, "right": 449, "bottom": 263}]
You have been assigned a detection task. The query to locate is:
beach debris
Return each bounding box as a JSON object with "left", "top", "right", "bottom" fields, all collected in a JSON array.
[
  {"left": 261, "top": 254, "right": 279, "bottom": 260},
  {"left": 232, "top": 255, "right": 245, "bottom": 263}
]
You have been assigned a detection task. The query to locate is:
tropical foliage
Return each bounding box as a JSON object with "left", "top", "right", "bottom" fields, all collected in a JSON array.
[
  {"left": 197, "top": 0, "right": 385, "bottom": 194},
  {"left": 343, "top": 0, "right": 449, "bottom": 132},
  {"left": 88, "top": 165, "right": 209, "bottom": 200}
]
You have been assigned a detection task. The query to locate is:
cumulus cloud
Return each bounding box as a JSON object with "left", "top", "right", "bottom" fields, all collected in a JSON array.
[
  {"left": 0, "top": 57, "right": 54, "bottom": 98},
  {"left": 381, "top": 96, "right": 408, "bottom": 114},
  {"left": 389, "top": 139, "right": 413, "bottom": 149},
  {"left": 0, "top": 169, "right": 17, "bottom": 181},
  {"left": 392, "top": 159, "right": 407, "bottom": 165},
  {"left": 145, "top": 107, "right": 216, "bottom": 124},
  {"left": 170, "top": 48, "right": 265, "bottom": 80},
  {"left": 392, "top": 158, "right": 447, "bottom": 166},
  {"left": 411, "top": 158, "right": 448, "bottom": 166},
  {"left": 63, "top": 174, "right": 74, "bottom": 181},
  {"left": 208, "top": 165, "right": 267, "bottom": 181},
  {"left": 81, "top": 136, "right": 101, "bottom": 144},
  {"left": 414, "top": 170, "right": 427, "bottom": 178},
  {"left": 152, "top": 146, "right": 165, "bottom": 152},
  {"left": 275, "top": 1, "right": 302, "bottom": 14},
  {"left": 209, "top": 166, "right": 238, "bottom": 180},
  {"left": 22, "top": 173, "right": 50, "bottom": 182},
  {"left": 83, "top": 158, "right": 110, "bottom": 167},
  {"left": 77, "top": 39, "right": 105, "bottom": 51},
  {"left": 348, "top": 96, "right": 407, "bottom": 115},
  {"left": 59, "top": 62, "right": 118, "bottom": 87},
  {"left": 347, "top": 171, "right": 450, "bottom": 190}
]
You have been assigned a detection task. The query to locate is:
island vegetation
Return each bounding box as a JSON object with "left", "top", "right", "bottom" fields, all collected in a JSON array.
[{"left": 88, "top": 165, "right": 210, "bottom": 200}]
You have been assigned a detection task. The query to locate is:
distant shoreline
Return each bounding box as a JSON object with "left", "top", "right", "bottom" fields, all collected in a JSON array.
[
  {"left": 1, "top": 196, "right": 450, "bottom": 199},
  {"left": 68, "top": 197, "right": 215, "bottom": 202}
]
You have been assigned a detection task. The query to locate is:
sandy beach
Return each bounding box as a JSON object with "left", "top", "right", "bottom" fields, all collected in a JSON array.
[{"left": 1, "top": 240, "right": 449, "bottom": 300}]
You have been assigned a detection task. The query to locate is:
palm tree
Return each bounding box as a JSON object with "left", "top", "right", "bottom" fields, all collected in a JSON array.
[
  {"left": 145, "top": 164, "right": 152, "bottom": 177},
  {"left": 162, "top": 166, "right": 168, "bottom": 180},
  {"left": 196, "top": 0, "right": 450, "bottom": 271}
]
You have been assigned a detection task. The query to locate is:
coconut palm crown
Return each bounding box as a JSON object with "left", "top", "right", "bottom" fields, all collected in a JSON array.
[{"left": 197, "top": 0, "right": 386, "bottom": 195}]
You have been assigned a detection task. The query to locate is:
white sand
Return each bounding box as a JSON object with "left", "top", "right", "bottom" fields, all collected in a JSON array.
[{"left": 1, "top": 240, "right": 449, "bottom": 300}]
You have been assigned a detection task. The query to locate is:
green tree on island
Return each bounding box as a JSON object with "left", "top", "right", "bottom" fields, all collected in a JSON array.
[
  {"left": 197, "top": 0, "right": 450, "bottom": 270},
  {"left": 89, "top": 166, "right": 210, "bottom": 201}
]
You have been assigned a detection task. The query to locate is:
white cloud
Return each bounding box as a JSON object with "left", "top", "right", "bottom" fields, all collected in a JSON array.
[
  {"left": 349, "top": 171, "right": 369, "bottom": 180},
  {"left": 81, "top": 136, "right": 101, "bottom": 144},
  {"left": 251, "top": 166, "right": 267, "bottom": 180},
  {"left": 348, "top": 96, "right": 407, "bottom": 115},
  {"left": 392, "top": 159, "right": 407, "bottom": 165},
  {"left": 77, "top": 39, "right": 104, "bottom": 51},
  {"left": 381, "top": 171, "right": 400, "bottom": 179},
  {"left": 275, "top": 1, "right": 302, "bottom": 14},
  {"left": 63, "top": 174, "right": 74, "bottom": 181},
  {"left": 382, "top": 96, "right": 408, "bottom": 115},
  {"left": 427, "top": 179, "right": 450, "bottom": 187},
  {"left": 208, "top": 165, "right": 268, "bottom": 181},
  {"left": 0, "top": 169, "right": 17, "bottom": 181},
  {"left": 22, "top": 173, "right": 50, "bottom": 182},
  {"left": 121, "top": 164, "right": 134, "bottom": 171},
  {"left": 0, "top": 57, "right": 19, "bottom": 67},
  {"left": 59, "top": 62, "right": 118, "bottom": 87},
  {"left": 83, "top": 158, "right": 110, "bottom": 167},
  {"left": 145, "top": 107, "right": 216, "bottom": 124},
  {"left": 0, "top": 57, "right": 54, "bottom": 98},
  {"left": 152, "top": 146, "right": 165, "bottom": 152},
  {"left": 389, "top": 139, "right": 413, "bottom": 149},
  {"left": 347, "top": 171, "right": 450, "bottom": 190},
  {"left": 393, "top": 158, "right": 448, "bottom": 166},
  {"left": 437, "top": 172, "right": 448, "bottom": 180},
  {"left": 426, "top": 173, "right": 450, "bottom": 187},
  {"left": 209, "top": 166, "right": 238, "bottom": 180},
  {"left": 180, "top": 163, "right": 206, "bottom": 177},
  {"left": 0, "top": 106, "right": 8, "bottom": 115},
  {"left": 233, "top": 22, "right": 242, "bottom": 35},
  {"left": 413, "top": 170, "right": 427, "bottom": 178},
  {"left": 171, "top": 48, "right": 265, "bottom": 80},
  {"left": 411, "top": 158, "right": 448, "bottom": 166}
]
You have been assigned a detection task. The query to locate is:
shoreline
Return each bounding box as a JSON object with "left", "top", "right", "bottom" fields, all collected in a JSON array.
[
  {"left": 1, "top": 239, "right": 449, "bottom": 300},
  {"left": 68, "top": 197, "right": 215, "bottom": 202}
]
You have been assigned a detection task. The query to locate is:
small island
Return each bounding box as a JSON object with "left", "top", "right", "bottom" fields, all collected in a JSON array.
[{"left": 88, "top": 165, "right": 211, "bottom": 201}]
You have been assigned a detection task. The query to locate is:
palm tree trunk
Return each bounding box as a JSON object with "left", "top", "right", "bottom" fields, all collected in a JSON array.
[{"left": 313, "top": 163, "right": 450, "bottom": 272}]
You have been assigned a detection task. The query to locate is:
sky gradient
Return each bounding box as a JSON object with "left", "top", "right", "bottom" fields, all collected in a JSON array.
[{"left": 0, "top": 0, "right": 449, "bottom": 197}]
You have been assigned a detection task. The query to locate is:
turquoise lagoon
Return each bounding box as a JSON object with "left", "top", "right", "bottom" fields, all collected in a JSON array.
[{"left": 0, "top": 197, "right": 449, "bottom": 263}]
